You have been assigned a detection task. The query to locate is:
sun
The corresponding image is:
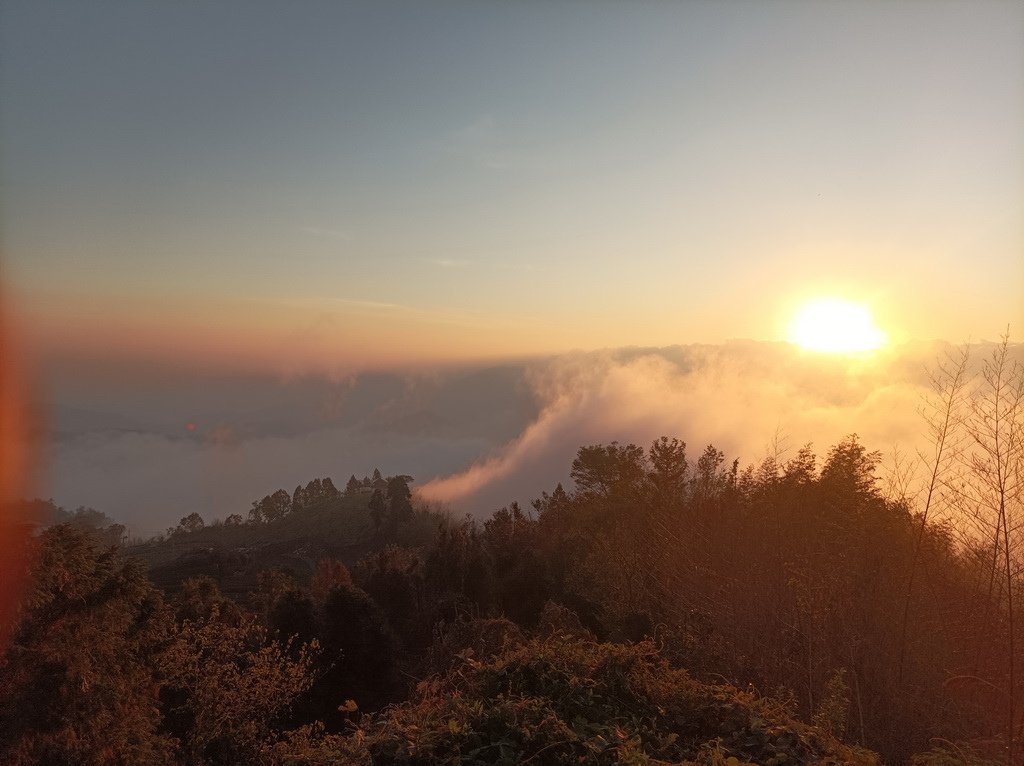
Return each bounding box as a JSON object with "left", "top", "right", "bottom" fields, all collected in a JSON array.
[{"left": 788, "top": 298, "right": 887, "bottom": 353}]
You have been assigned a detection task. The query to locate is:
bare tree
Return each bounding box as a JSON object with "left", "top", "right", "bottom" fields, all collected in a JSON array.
[
  {"left": 947, "top": 333, "right": 1024, "bottom": 764},
  {"left": 897, "top": 343, "right": 971, "bottom": 683}
]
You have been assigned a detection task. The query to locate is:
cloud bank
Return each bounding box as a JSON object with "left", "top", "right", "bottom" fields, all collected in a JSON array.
[
  {"left": 419, "top": 341, "right": 979, "bottom": 513},
  {"left": 35, "top": 340, "right": 1014, "bottom": 536}
]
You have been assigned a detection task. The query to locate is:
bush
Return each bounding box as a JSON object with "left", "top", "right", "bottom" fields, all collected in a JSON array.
[{"left": 275, "top": 634, "right": 878, "bottom": 765}]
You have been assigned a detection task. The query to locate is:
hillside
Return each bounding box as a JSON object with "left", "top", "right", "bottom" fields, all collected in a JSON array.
[
  {"left": 2, "top": 432, "right": 1018, "bottom": 765},
  {"left": 130, "top": 485, "right": 438, "bottom": 597}
]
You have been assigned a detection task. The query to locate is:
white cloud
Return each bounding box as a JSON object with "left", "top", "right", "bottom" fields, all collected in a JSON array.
[{"left": 418, "top": 342, "right": 979, "bottom": 513}]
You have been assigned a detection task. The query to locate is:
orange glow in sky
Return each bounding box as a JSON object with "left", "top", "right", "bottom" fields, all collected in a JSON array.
[{"left": 2, "top": 2, "right": 1021, "bottom": 372}]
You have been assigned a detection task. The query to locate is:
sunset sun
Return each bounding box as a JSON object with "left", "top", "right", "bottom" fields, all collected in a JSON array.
[{"left": 788, "top": 298, "right": 887, "bottom": 353}]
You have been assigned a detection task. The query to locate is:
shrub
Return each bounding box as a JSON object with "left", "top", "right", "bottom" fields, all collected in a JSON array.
[{"left": 275, "top": 634, "right": 878, "bottom": 765}]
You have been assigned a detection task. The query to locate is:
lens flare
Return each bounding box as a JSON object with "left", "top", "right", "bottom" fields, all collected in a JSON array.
[{"left": 0, "top": 295, "right": 38, "bottom": 650}]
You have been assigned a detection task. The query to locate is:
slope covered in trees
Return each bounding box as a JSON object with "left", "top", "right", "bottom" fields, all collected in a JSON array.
[{"left": 127, "top": 472, "right": 436, "bottom": 596}]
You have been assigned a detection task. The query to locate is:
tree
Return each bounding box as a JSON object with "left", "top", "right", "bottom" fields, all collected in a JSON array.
[
  {"left": 178, "top": 512, "right": 205, "bottom": 534},
  {"left": 174, "top": 576, "right": 240, "bottom": 625},
  {"left": 262, "top": 489, "right": 292, "bottom": 522},
  {"left": 0, "top": 525, "right": 174, "bottom": 764},
  {"left": 250, "top": 568, "right": 300, "bottom": 622},
  {"left": 321, "top": 477, "right": 341, "bottom": 500},
  {"left": 224, "top": 513, "right": 243, "bottom": 526},
  {"left": 345, "top": 475, "right": 360, "bottom": 496},
  {"left": 310, "top": 558, "right": 353, "bottom": 603},
  {"left": 314, "top": 584, "right": 399, "bottom": 715},
  {"left": 354, "top": 546, "right": 424, "bottom": 646},
  {"left": 570, "top": 442, "right": 646, "bottom": 498},
  {"left": 951, "top": 334, "right": 1024, "bottom": 764},
  {"left": 248, "top": 489, "right": 294, "bottom": 524},
  {"left": 269, "top": 589, "right": 317, "bottom": 647},
  {"left": 160, "top": 611, "right": 318, "bottom": 764},
  {"left": 648, "top": 437, "right": 689, "bottom": 500},
  {"left": 368, "top": 489, "right": 386, "bottom": 532},
  {"left": 305, "top": 479, "right": 324, "bottom": 505},
  {"left": 424, "top": 517, "right": 494, "bottom": 615},
  {"left": 248, "top": 501, "right": 265, "bottom": 525},
  {"left": 386, "top": 475, "right": 414, "bottom": 523},
  {"left": 897, "top": 344, "right": 971, "bottom": 684},
  {"left": 47, "top": 504, "right": 117, "bottom": 531},
  {"left": 819, "top": 435, "right": 881, "bottom": 500},
  {"left": 99, "top": 522, "right": 127, "bottom": 547},
  {"left": 484, "top": 503, "right": 549, "bottom": 625}
]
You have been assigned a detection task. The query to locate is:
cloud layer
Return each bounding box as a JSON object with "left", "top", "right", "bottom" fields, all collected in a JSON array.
[
  {"left": 419, "top": 342, "right": 977, "bottom": 512},
  {"left": 33, "top": 340, "right": 1015, "bottom": 536}
]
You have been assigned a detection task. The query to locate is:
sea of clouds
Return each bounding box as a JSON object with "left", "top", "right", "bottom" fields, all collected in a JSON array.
[{"left": 33, "top": 340, "right": 1011, "bottom": 537}]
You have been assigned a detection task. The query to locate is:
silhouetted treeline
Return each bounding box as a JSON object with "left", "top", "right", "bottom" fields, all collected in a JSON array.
[
  {"left": 157, "top": 472, "right": 414, "bottom": 539},
  {"left": 11, "top": 497, "right": 127, "bottom": 545},
  {"left": 0, "top": 427, "right": 1018, "bottom": 764}
]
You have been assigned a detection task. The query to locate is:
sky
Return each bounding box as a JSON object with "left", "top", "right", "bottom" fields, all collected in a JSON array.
[
  {"left": 1, "top": 2, "right": 1022, "bottom": 532},
  {"left": 2, "top": 1, "right": 1022, "bottom": 374}
]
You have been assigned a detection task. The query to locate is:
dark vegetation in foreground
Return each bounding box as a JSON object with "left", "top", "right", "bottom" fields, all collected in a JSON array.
[
  {"left": 3, "top": 340, "right": 1023, "bottom": 766},
  {"left": 0, "top": 433, "right": 1010, "bottom": 766}
]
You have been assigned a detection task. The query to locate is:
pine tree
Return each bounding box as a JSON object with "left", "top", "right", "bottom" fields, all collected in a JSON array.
[{"left": 345, "top": 475, "right": 360, "bottom": 496}]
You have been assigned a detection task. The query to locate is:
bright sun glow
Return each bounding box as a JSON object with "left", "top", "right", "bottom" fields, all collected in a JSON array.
[{"left": 788, "top": 298, "right": 887, "bottom": 353}]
